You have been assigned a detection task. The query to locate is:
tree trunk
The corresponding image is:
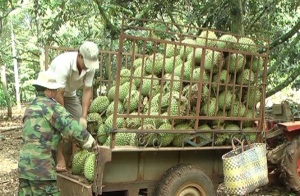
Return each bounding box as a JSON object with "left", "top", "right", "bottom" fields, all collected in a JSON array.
[
  {"left": 11, "top": 21, "right": 21, "bottom": 111},
  {"left": 229, "top": 0, "right": 244, "bottom": 36},
  {"left": 1, "top": 65, "right": 12, "bottom": 118}
]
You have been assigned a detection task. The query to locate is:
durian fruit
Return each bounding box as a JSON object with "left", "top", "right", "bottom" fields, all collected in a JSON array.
[
  {"left": 97, "top": 123, "right": 110, "bottom": 145},
  {"left": 133, "top": 58, "right": 143, "bottom": 69},
  {"left": 218, "top": 90, "right": 236, "bottom": 110},
  {"left": 104, "top": 114, "right": 125, "bottom": 128},
  {"left": 196, "top": 30, "right": 218, "bottom": 47},
  {"left": 246, "top": 56, "right": 264, "bottom": 73},
  {"left": 165, "top": 44, "right": 178, "bottom": 58},
  {"left": 86, "top": 112, "right": 103, "bottom": 134},
  {"left": 237, "top": 37, "right": 257, "bottom": 53},
  {"left": 119, "top": 81, "right": 136, "bottom": 101},
  {"left": 229, "top": 101, "right": 246, "bottom": 117},
  {"left": 133, "top": 66, "right": 145, "bottom": 87},
  {"left": 217, "top": 34, "right": 237, "bottom": 49},
  {"left": 120, "top": 68, "right": 131, "bottom": 84},
  {"left": 196, "top": 124, "right": 212, "bottom": 143},
  {"left": 107, "top": 86, "right": 116, "bottom": 101},
  {"left": 192, "top": 67, "right": 209, "bottom": 83},
  {"left": 145, "top": 53, "right": 164, "bottom": 75},
  {"left": 243, "top": 86, "right": 262, "bottom": 108},
  {"left": 172, "top": 124, "right": 193, "bottom": 147},
  {"left": 174, "top": 59, "right": 193, "bottom": 80},
  {"left": 203, "top": 50, "right": 224, "bottom": 73},
  {"left": 106, "top": 101, "right": 124, "bottom": 116},
  {"left": 179, "top": 38, "right": 196, "bottom": 61},
  {"left": 89, "top": 96, "right": 110, "bottom": 113},
  {"left": 237, "top": 69, "right": 255, "bottom": 84},
  {"left": 187, "top": 48, "right": 203, "bottom": 65},
  {"left": 242, "top": 109, "right": 256, "bottom": 128},
  {"left": 212, "top": 70, "right": 231, "bottom": 90},
  {"left": 126, "top": 112, "right": 142, "bottom": 129},
  {"left": 104, "top": 131, "right": 135, "bottom": 146},
  {"left": 163, "top": 74, "right": 181, "bottom": 92},
  {"left": 164, "top": 55, "right": 183, "bottom": 74},
  {"left": 226, "top": 53, "right": 246, "bottom": 73},
  {"left": 71, "top": 149, "right": 91, "bottom": 175},
  {"left": 141, "top": 75, "right": 159, "bottom": 96},
  {"left": 84, "top": 153, "right": 96, "bottom": 182},
  {"left": 158, "top": 123, "right": 175, "bottom": 147},
  {"left": 123, "top": 89, "right": 142, "bottom": 112},
  {"left": 201, "top": 97, "right": 218, "bottom": 116}
]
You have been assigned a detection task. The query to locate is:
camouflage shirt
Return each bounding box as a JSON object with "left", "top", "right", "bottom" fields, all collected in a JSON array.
[{"left": 18, "top": 94, "right": 91, "bottom": 180}]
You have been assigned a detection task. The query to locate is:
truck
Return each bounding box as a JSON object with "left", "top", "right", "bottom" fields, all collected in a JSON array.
[{"left": 44, "top": 17, "right": 300, "bottom": 196}]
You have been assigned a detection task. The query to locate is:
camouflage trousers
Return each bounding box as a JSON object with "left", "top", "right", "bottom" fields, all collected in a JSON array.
[{"left": 18, "top": 178, "right": 60, "bottom": 196}]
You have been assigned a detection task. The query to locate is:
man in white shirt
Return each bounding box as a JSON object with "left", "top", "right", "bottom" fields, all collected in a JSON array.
[{"left": 47, "top": 41, "right": 99, "bottom": 171}]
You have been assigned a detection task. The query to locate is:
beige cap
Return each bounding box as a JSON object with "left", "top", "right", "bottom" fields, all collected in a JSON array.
[
  {"left": 32, "top": 71, "right": 63, "bottom": 89},
  {"left": 79, "top": 41, "right": 99, "bottom": 69}
]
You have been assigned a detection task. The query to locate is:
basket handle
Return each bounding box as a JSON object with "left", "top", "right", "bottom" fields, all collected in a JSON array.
[{"left": 231, "top": 137, "right": 245, "bottom": 151}]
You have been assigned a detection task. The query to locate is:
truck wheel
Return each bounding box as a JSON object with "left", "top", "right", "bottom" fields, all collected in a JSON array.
[
  {"left": 281, "top": 137, "right": 300, "bottom": 193},
  {"left": 155, "top": 164, "right": 215, "bottom": 196}
]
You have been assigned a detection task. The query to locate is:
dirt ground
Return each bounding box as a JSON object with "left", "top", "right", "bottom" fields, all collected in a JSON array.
[{"left": 0, "top": 108, "right": 296, "bottom": 196}]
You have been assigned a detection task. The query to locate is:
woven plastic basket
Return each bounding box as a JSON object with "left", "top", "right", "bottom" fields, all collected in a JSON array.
[{"left": 222, "top": 138, "right": 269, "bottom": 195}]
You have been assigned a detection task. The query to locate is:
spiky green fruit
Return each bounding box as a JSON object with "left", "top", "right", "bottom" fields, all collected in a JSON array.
[
  {"left": 226, "top": 53, "right": 246, "bottom": 73},
  {"left": 107, "top": 86, "right": 116, "bottom": 101},
  {"left": 201, "top": 98, "right": 218, "bottom": 116},
  {"left": 84, "top": 153, "right": 96, "bottom": 182},
  {"left": 106, "top": 101, "right": 124, "bottom": 116},
  {"left": 197, "top": 124, "right": 212, "bottom": 142},
  {"left": 119, "top": 82, "right": 136, "bottom": 101},
  {"left": 145, "top": 53, "right": 164, "bottom": 75},
  {"left": 158, "top": 123, "right": 175, "bottom": 147},
  {"left": 141, "top": 75, "right": 159, "bottom": 96},
  {"left": 174, "top": 60, "right": 193, "bottom": 80},
  {"left": 164, "top": 55, "right": 183, "bottom": 74},
  {"left": 229, "top": 101, "right": 246, "bottom": 117},
  {"left": 187, "top": 48, "right": 203, "bottom": 65},
  {"left": 217, "top": 34, "right": 237, "bottom": 49},
  {"left": 104, "top": 114, "right": 125, "bottom": 128},
  {"left": 192, "top": 68, "right": 209, "bottom": 83},
  {"left": 86, "top": 112, "right": 103, "bottom": 134},
  {"left": 163, "top": 74, "right": 181, "bottom": 92},
  {"left": 237, "top": 69, "right": 255, "bottom": 84},
  {"left": 97, "top": 123, "right": 110, "bottom": 145},
  {"left": 246, "top": 56, "right": 264, "bottom": 73},
  {"left": 89, "top": 96, "right": 110, "bottom": 113},
  {"left": 196, "top": 30, "right": 218, "bottom": 47},
  {"left": 123, "top": 89, "right": 142, "bottom": 112},
  {"left": 71, "top": 149, "right": 91, "bottom": 175},
  {"left": 133, "top": 66, "right": 145, "bottom": 87},
  {"left": 218, "top": 90, "right": 236, "bottom": 110},
  {"left": 104, "top": 131, "right": 135, "bottom": 146},
  {"left": 237, "top": 37, "right": 257, "bottom": 52},
  {"left": 179, "top": 38, "right": 196, "bottom": 61},
  {"left": 165, "top": 44, "right": 178, "bottom": 58},
  {"left": 133, "top": 58, "right": 143, "bottom": 69},
  {"left": 172, "top": 124, "right": 193, "bottom": 147},
  {"left": 243, "top": 86, "right": 262, "bottom": 108},
  {"left": 126, "top": 112, "right": 141, "bottom": 129},
  {"left": 212, "top": 70, "right": 231, "bottom": 90},
  {"left": 203, "top": 50, "right": 224, "bottom": 73},
  {"left": 120, "top": 68, "right": 131, "bottom": 84}
]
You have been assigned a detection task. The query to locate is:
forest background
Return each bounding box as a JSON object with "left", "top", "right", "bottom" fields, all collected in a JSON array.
[{"left": 0, "top": 0, "right": 299, "bottom": 117}]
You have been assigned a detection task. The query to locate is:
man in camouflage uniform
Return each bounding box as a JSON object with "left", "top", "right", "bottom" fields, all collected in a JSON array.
[{"left": 18, "top": 71, "right": 96, "bottom": 196}]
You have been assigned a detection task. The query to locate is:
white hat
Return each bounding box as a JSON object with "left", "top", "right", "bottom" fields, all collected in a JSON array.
[
  {"left": 32, "top": 71, "right": 63, "bottom": 89},
  {"left": 79, "top": 41, "right": 99, "bottom": 69}
]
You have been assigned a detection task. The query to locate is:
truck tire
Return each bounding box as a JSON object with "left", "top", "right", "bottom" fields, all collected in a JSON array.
[
  {"left": 154, "top": 164, "right": 215, "bottom": 196},
  {"left": 281, "top": 137, "right": 300, "bottom": 193}
]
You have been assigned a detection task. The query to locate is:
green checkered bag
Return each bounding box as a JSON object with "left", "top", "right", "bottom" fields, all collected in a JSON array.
[{"left": 222, "top": 138, "right": 269, "bottom": 195}]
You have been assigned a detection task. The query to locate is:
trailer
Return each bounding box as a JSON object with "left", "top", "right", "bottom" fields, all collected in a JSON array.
[{"left": 45, "top": 17, "right": 270, "bottom": 196}]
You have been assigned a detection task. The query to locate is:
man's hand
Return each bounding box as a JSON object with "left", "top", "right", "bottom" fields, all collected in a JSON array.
[{"left": 79, "top": 117, "right": 87, "bottom": 129}]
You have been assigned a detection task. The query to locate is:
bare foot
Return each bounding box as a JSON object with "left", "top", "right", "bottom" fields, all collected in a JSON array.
[{"left": 56, "top": 164, "right": 67, "bottom": 172}]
